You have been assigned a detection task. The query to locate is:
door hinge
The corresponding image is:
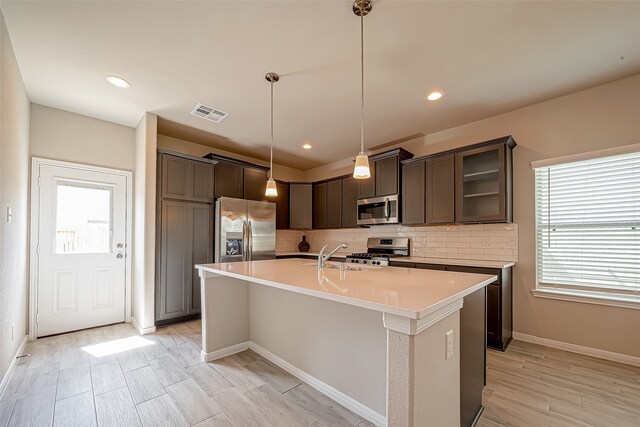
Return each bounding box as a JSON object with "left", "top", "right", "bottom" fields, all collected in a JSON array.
[
  {"left": 38, "top": 176, "right": 41, "bottom": 187},
  {"left": 36, "top": 244, "right": 40, "bottom": 255},
  {"left": 36, "top": 313, "right": 39, "bottom": 324}
]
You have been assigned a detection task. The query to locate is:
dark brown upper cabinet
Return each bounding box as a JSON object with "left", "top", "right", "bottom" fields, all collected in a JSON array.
[
  {"left": 358, "top": 165, "right": 376, "bottom": 199},
  {"left": 204, "top": 153, "right": 271, "bottom": 201},
  {"left": 243, "top": 168, "right": 269, "bottom": 202},
  {"left": 326, "top": 179, "right": 342, "bottom": 228},
  {"left": 455, "top": 140, "right": 513, "bottom": 223},
  {"left": 214, "top": 162, "right": 243, "bottom": 199},
  {"left": 401, "top": 161, "right": 425, "bottom": 225},
  {"left": 160, "top": 153, "right": 214, "bottom": 203},
  {"left": 313, "top": 182, "right": 327, "bottom": 229},
  {"left": 376, "top": 156, "right": 399, "bottom": 197},
  {"left": 341, "top": 176, "right": 359, "bottom": 228},
  {"left": 289, "top": 183, "right": 313, "bottom": 230},
  {"left": 275, "top": 180, "right": 290, "bottom": 230},
  {"left": 427, "top": 155, "right": 455, "bottom": 224},
  {"left": 400, "top": 136, "right": 515, "bottom": 225},
  {"left": 358, "top": 148, "right": 414, "bottom": 200}
]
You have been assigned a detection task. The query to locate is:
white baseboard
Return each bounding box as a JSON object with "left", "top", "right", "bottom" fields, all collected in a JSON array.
[
  {"left": 249, "top": 342, "right": 387, "bottom": 427},
  {"left": 513, "top": 332, "right": 640, "bottom": 367},
  {"left": 201, "top": 341, "right": 386, "bottom": 427},
  {"left": 201, "top": 342, "right": 250, "bottom": 363},
  {"left": 0, "top": 336, "right": 28, "bottom": 401},
  {"left": 130, "top": 317, "right": 156, "bottom": 335}
]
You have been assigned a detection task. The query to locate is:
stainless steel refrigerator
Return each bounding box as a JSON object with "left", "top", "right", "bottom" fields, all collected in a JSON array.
[{"left": 214, "top": 197, "right": 276, "bottom": 262}]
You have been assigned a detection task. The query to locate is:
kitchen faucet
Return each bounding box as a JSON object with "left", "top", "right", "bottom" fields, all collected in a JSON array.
[{"left": 317, "top": 242, "right": 349, "bottom": 269}]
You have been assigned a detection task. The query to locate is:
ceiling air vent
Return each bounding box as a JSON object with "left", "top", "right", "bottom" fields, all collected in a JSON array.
[{"left": 190, "top": 103, "right": 228, "bottom": 123}]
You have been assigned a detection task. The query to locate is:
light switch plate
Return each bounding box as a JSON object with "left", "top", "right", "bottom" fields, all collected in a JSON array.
[{"left": 445, "top": 330, "right": 454, "bottom": 360}]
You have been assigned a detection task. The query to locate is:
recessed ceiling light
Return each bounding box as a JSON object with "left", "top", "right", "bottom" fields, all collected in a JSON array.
[
  {"left": 302, "top": 143, "right": 312, "bottom": 150},
  {"left": 427, "top": 91, "right": 443, "bottom": 101},
  {"left": 106, "top": 75, "right": 131, "bottom": 88}
]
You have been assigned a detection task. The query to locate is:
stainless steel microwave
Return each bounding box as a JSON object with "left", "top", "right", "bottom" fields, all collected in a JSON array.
[{"left": 357, "top": 195, "right": 399, "bottom": 225}]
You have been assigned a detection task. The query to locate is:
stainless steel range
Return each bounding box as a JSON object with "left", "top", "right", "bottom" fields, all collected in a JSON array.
[{"left": 346, "top": 237, "right": 409, "bottom": 266}]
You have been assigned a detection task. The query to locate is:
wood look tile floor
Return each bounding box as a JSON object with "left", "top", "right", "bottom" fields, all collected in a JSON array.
[
  {"left": 478, "top": 340, "right": 640, "bottom": 427},
  {"left": 2, "top": 321, "right": 639, "bottom": 426},
  {"left": 0, "top": 321, "right": 372, "bottom": 427}
]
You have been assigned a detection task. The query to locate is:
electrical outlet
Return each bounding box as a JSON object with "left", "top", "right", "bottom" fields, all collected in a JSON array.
[{"left": 445, "top": 330, "right": 454, "bottom": 360}]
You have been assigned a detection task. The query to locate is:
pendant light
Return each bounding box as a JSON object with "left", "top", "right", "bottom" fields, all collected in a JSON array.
[
  {"left": 265, "top": 72, "right": 279, "bottom": 197},
  {"left": 352, "top": 0, "right": 372, "bottom": 179}
]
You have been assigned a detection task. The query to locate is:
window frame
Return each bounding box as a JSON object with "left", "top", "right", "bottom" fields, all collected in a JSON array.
[{"left": 532, "top": 145, "right": 640, "bottom": 310}]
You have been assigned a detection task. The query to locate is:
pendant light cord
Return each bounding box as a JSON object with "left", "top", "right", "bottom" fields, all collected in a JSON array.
[
  {"left": 270, "top": 79, "right": 274, "bottom": 179},
  {"left": 360, "top": 11, "right": 365, "bottom": 155}
]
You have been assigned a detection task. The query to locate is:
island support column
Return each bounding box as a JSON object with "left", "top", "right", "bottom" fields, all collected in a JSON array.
[
  {"left": 199, "top": 270, "right": 250, "bottom": 362},
  {"left": 384, "top": 299, "right": 463, "bottom": 427}
]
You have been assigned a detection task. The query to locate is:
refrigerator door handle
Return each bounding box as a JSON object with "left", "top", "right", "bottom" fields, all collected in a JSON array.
[
  {"left": 248, "top": 220, "right": 253, "bottom": 261},
  {"left": 242, "top": 219, "right": 248, "bottom": 262}
]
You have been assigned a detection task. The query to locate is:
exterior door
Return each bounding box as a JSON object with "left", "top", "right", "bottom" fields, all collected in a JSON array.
[{"left": 36, "top": 163, "right": 128, "bottom": 337}]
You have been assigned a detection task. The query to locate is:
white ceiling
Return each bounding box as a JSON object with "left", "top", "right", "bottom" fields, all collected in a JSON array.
[{"left": 2, "top": 1, "right": 640, "bottom": 170}]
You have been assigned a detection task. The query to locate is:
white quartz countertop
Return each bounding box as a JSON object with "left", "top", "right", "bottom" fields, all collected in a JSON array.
[
  {"left": 391, "top": 257, "right": 515, "bottom": 269},
  {"left": 275, "top": 252, "right": 514, "bottom": 269},
  {"left": 196, "top": 258, "right": 496, "bottom": 320}
]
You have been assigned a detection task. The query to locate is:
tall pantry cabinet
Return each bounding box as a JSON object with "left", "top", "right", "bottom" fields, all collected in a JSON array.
[{"left": 155, "top": 151, "right": 216, "bottom": 324}]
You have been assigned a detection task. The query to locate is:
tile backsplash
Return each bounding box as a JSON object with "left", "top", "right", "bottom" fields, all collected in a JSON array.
[{"left": 276, "top": 223, "right": 518, "bottom": 263}]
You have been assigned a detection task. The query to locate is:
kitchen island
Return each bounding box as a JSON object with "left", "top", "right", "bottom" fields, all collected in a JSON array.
[{"left": 196, "top": 258, "right": 496, "bottom": 427}]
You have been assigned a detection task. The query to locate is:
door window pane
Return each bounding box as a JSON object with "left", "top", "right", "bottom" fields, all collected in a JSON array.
[{"left": 56, "top": 182, "right": 112, "bottom": 254}]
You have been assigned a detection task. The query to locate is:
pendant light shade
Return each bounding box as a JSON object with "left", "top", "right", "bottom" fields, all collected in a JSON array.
[
  {"left": 354, "top": 152, "right": 371, "bottom": 179},
  {"left": 265, "top": 177, "right": 278, "bottom": 197},
  {"left": 353, "top": 0, "right": 372, "bottom": 180},
  {"left": 265, "top": 72, "right": 279, "bottom": 197}
]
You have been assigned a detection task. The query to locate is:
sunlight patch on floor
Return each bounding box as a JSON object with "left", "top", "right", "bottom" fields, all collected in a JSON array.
[{"left": 81, "top": 336, "right": 155, "bottom": 357}]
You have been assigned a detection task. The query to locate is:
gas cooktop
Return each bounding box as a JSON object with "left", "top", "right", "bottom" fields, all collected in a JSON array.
[{"left": 345, "top": 237, "right": 409, "bottom": 266}]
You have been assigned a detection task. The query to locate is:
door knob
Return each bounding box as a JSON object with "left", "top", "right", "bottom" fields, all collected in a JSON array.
[
  {"left": 117, "top": 243, "right": 124, "bottom": 248},
  {"left": 116, "top": 254, "right": 124, "bottom": 259}
]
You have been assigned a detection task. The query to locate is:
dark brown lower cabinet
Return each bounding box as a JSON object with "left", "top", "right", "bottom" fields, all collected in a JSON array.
[
  {"left": 447, "top": 265, "right": 512, "bottom": 351},
  {"left": 460, "top": 287, "right": 487, "bottom": 427},
  {"left": 389, "top": 261, "right": 512, "bottom": 351}
]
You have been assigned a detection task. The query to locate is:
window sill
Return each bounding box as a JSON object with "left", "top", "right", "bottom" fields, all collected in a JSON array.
[{"left": 532, "top": 288, "right": 640, "bottom": 310}]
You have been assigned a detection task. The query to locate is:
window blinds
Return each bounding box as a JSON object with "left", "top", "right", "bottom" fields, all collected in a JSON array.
[{"left": 535, "top": 151, "right": 640, "bottom": 295}]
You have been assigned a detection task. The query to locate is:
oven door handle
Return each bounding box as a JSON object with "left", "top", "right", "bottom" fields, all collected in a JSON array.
[{"left": 384, "top": 198, "right": 390, "bottom": 221}]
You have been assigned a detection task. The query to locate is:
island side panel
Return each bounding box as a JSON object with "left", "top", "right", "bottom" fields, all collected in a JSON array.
[
  {"left": 199, "top": 271, "right": 250, "bottom": 360},
  {"left": 387, "top": 311, "right": 461, "bottom": 427},
  {"left": 248, "top": 283, "right": 387, "bottom": 419}
]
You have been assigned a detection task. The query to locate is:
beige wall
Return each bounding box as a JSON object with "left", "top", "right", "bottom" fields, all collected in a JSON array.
[
  {"left": 0, "top": 11, "right": 30, "bottom": 386},
  {"left": 157, "top": 134, "right": 305, "bottom": 182},
  {"left": 133, "top": 113, "right": 157, "bottom": 330},
  {"left": 30, "top": 103, "right": 135, "bottom": 171},
  {"left": 304, "top": 74, "right": 640, "bottom": 358}
]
